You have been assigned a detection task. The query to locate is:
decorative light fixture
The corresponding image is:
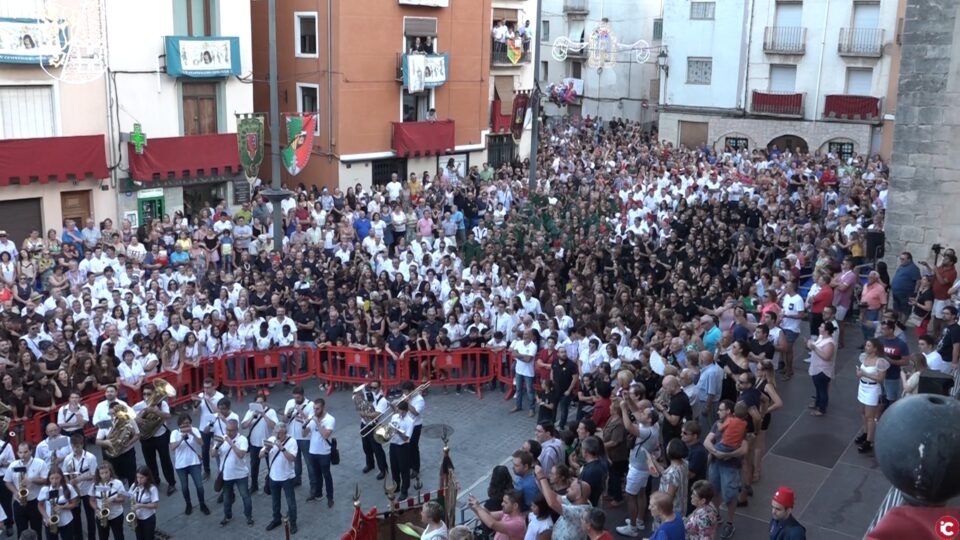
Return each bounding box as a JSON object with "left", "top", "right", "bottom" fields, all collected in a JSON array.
[
  {"left": 657, "top": 49, "right": 668, "bottom": 75},
  {"left": 38, "top": 0, "right": 107, "bottom": 84},
  {"left": 552, "top": 18, "right": 652, "bottom": 67}
]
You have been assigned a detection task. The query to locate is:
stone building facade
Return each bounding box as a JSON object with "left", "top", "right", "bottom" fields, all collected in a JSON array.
[{"left": 886, "top": 0, "right": 960, "bottom": 259}]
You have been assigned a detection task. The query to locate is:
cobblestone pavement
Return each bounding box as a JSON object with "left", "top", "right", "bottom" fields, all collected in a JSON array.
[{"left": 139, "top": 331, "right": 897, "bottom": 539}]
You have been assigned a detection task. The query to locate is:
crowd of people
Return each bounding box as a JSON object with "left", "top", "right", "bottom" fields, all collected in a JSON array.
[{"left": 0, "top": 114, "right": 955, "bottom": 540}]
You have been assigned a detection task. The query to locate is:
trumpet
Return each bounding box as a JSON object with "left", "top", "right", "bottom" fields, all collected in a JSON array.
[
  {"left": 359, "top": 381, "right": 429, "bottom": 440},
  {"left": 125, "top": 511, "right": 138, "bottom": 530},
  {"left": 49, "top": 515, "right": 59, "bottom": 535}
]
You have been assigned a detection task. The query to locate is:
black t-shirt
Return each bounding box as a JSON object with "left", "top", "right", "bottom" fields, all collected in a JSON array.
[
  {"left": 580, "top": 459, "right": 608, "bottom": 508},
  {"left": 937, "top": 323, "right": 960, "bottom": 364},
  {"left": 687, "top": 442, "right": 708, "bottom": 484},
  {"left": 385, "top": 333, "right": 408, "bottom": 354},
  {"left": 291, "top": 308, "right": 316, "bottom": 342},
  {"left": 321, "top": 320, "right": 346, "bottom": 344},
  {"left": 662, "top": 391, "right": 691, "bottom": 445},
  {"left": 551, "top": 358, "right": 577, "bottom": 398},
  {"left": 737, "top": 387, "right": 762, "bottom": 433},
  {"left": 749, "top": 339, "right": 775, "bottom": 362}
]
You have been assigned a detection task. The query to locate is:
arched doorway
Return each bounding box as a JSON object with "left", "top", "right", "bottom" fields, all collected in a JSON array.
[{"left": 767, "top": 134, "right": 808, "bottom": 154}]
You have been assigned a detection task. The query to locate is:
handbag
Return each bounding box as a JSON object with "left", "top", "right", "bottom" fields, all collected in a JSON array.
[
  {"left": 330, "top": 438, "right": 340, "bottom": 466},
  {"left": 905, "top": 291, "right": 926, "bottom": 328}
]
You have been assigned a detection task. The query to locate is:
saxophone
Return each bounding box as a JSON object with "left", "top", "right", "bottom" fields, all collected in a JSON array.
[
  {"left": 97, "top": 489, "right": 110, "bottom": 528},
  {"left": 104, "top": 410, "right": 135, "bottom": 459},
  {"left": 49, "top": 515, "right": 59, "bottom": 535},
  {"left": 16, "top": 470, "right": 27, "bottom": 506}
]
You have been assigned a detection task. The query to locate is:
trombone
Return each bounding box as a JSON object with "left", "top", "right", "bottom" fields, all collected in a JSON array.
[{"left": 359, "top": 381, "right": 429, "bottom": 439}]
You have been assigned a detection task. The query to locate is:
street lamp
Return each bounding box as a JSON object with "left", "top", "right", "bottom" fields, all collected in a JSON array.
[{"left": 657, "top": 49, "right": 668, "bottom": 76}]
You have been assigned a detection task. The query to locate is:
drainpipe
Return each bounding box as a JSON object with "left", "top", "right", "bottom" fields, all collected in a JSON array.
[
  {"left": 812, "top": 0, "right": 831, "bottom": 123},
  {"left": 327, "top": 0, "right": 334, "bottom": 159},
  {"left": 741, "top": 0, "right": 755, "bottom": 113},
  {"left": 102, "top": 3, "right": 117, "bottom": 196}
]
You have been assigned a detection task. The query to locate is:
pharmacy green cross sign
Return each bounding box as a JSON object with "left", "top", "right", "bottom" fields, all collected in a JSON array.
[{"left": 131, "top": 123, "right": 147, "bottom": 155}]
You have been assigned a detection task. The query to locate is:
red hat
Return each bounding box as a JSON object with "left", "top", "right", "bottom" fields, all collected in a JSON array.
[{"left": 772, "top": 486, "right": 795, "bottom": 509}]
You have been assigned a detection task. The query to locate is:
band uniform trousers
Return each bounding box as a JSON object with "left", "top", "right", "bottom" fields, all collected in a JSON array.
[
  {"left": 361, "top": 425, "right": 388, "bottom": 473},
  {"left": 389, "top": 443, "right": 411, "bottom": 495},
  {"left": 107, "top": 448, "right": 137, "bottom": 487},
  {"left": 410, "top": 425, "right": 422, "bottom": 476},
  {"left": 97, "top": 514, "right": 124, "bottom": 540},
  {"left": 140, "top": 430, "right": 176, "bottom": 487},
  {"left": 134, "top": 515, "right": 156, "bottom": 540},
  {"left": 71, "top": 494, "right": 97, "bottom": 540},
  {"left": 0, "top": 477, "right": 12, "bottom": 529},
  {"left": 12, "top": 499, "right": 42, "bottom": 537}
]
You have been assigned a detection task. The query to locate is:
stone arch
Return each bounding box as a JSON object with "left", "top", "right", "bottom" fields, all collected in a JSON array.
[
  {"left": 713, "top": 131, "right": 755, "bottom": 151},
  {"left": 767, "top": 134, "right": 808, "bottom": 154}
]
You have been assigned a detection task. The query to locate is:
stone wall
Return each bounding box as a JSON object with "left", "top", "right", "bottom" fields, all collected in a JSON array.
[
  {"left": 886, "top": 0, "right": 960, "bottom": 260},
  {"left": 659, "top": 112, "right": 873, "bottom": 153}
]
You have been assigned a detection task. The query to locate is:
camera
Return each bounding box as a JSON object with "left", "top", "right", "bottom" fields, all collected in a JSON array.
[{"left": 932, "top": 243, "right": 943, "bottom": 254}]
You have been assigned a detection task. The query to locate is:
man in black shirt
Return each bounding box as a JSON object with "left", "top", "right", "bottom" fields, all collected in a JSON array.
[
  {"left": 291, "top": 297, "right": 316, "bottom": 345},
  {"left": 657, "top": 375, "right": 691, "bottom": 448},
  {"left": 550, "top": 348, "right": 578, "bottom": 429},
  {"left": 748, "top": 325, "right": 775, "bottom": 366},
  {"left": 419, "top": 308, "right": 442, "bottom": 343},
  {"left": 579, "top": 436, "right": 608, "bottom": 508},
  {"left": 385, "top": 323, "right": 409, "bottom": 378}
]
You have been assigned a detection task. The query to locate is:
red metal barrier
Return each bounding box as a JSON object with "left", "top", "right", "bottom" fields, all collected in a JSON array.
[
  {"left": 495, "top": 349, "right": 515, "bottom": 392},
  {"left": 317, "top": 346, "right": 403, "bottom": 395},
  {"left": 286, "top": 346, "right": 316, "bottom": 383},
  {"left": 403, "top": 348, "right": 498, "bottom": 397}
]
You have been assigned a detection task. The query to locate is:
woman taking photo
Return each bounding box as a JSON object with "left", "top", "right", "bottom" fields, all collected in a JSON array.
[
  {"left": 807, "top": 322, "right": 837, "bottom": 417},
  {"left": 39, "top": 467, "right": 79, "bottom": 540},
  {"left": 907, "top": 275, "right": 934, "bottom": 337},
  {"left": 127, "top": 467, "right": 159, "bottom": 540},
  {"left": 90, "top": 463, "right": 125, "bottom": 540},
  {"left": 854, "top": 338, "right": 889, "bottom": 454}
]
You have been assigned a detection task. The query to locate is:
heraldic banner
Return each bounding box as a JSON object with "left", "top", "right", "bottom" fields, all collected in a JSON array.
[
  {"left": 511, "top": 92, "right": 529, "bottom": 141},
  {"left": 236, "top": 113, "right": 265, "bottom": 185},
  {"left": 281, "top": 113, "right": 317, "bottom": 176}
]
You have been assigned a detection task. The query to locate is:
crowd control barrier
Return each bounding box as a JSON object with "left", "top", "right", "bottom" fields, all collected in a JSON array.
[{"left": 11, "top": 345, "right": 517, "bottom": 446}]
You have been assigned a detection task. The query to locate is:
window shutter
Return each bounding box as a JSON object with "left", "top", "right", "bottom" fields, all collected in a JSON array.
[{"left": 404, "top": 17, "right": 438, "bottom": 37}]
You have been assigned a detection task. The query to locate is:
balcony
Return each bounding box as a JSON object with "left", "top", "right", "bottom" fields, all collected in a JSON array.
[
  {"left": 751, "top": 91, "right": 805, "bottom": 118},
  {"left": 763, "top": 26, "right": 806, "bottom": 55},
  {"left": 838, "top": 27, "right": 884, "bottom": 57},
  {"left": 491, "top": 39, "right": 530, "bottom": 66},
  {"left": 563, "top": 0, "right": 589, "bottom": 14},
  {"left": 392, "top": 120, "right": 455, "bottom": 157},
  {"left": 823, "top": 95, "right": 881, "bottom": 122}
]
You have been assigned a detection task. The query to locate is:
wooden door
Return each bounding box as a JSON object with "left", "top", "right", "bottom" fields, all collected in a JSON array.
[
  {"left": 182, "top": 82, "right": 218, "bottom": 135},
  {"left": 60, "top": 190, "right": 91, "bottom": 227}
]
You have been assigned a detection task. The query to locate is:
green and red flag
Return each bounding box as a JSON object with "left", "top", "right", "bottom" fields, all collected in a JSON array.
[
  {"left": 235, "top": 113, "right": 265, "bottom": 185},
  {"left": 281, "top": 112, "right": 317, "bottom": 176},
  {"left": 507, "top": 38, "right": 523, "bottom": 65}
]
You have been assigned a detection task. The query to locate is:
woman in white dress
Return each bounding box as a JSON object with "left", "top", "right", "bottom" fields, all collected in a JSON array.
[{"left": 854, "top": 338, "right": 889, "bottom": 454}]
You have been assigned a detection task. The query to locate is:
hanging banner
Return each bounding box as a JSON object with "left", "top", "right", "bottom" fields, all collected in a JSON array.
[
  {"left": 511, "top": 93, "right": 529, "bottom": 140},
  {"left": 506, "top": 38, "right": 523, "bottom": 65},
  {"left": 403, "top": 53, "right": 449, "bottom": 93},
  {"left": 0, "top": 17, "right": 67, "bottom": 65},
  {"left": 236, "top": 113, "right": 265, "bottom": 185},
  {"left": 164, "top": 36, "right": 241, "bottom": 78},
  {"left": 282, "top": 113, "right": 317, "bottom": 176}
]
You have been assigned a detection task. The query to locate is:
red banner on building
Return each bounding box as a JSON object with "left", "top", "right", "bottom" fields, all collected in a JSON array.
[{"left": 511, "top": 92, "right": 529, "bottom": 140}]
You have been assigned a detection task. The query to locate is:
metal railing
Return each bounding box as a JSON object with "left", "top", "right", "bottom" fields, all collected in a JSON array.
[
  {"left": 838, "top": 27, "right": 884, "bottom": 57},
  {"left": 763, "top": 26, "right": 806, "bottom": 54},
  {"left": 563, "top": 0, "right": 588, "bottom": 13},
  {"left": 491, "top": 38, "right": 531, "bottom": 65}
]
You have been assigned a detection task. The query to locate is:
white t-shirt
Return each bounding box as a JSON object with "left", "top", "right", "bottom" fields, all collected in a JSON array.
[
  {"left": 127, "top": 484, "right": 159, "bottom": 520},
  {"left": 284, "top": 399, "right": 311, "bottom": 440},
  {"left": 511, "top": 339, "right": 537, "bottom": 377},
  {"left": 133, "top": 400, "right": 170, "bottom": 438},
  {"left": 92, "top": 399, "right": 132, "bottom": 428},
  {"left": 407, "top": 394, "right": 426, "bottom": 427},
  {"left": 62, "top": 451, "right": 98, "bottom": 497},
  {"left": 169, "top": 427, "right": 203, "bottom": 469},
  {"left": 307, "top": 413, "right": 336, "bottom": 455},
  {"left": 3, "top": 458, "right": 48, "bottom": 500},
  {"left": 39, "top": 484, "right": 77, "bottom": 526},
  {"left": 58, "top": 404, "right": 90, "bottom": 432},
  {"left": 780, "top": 293, "right": 804, "bottom": 333},
  {"left": 196, "top": 391, "right": 225, "bottom": 428},
  {"left": 215, "top": 435, "right": 250, "bottom": 481},
  {"left": 925, "top": 350, "right": 951, "bottom": 374},
  {"left": 210, "top": 412, "right": 240, "bottom": 439},
  {"left": 241, "top": 407, "right": 279, "bottom": 447},
  {"left": 264, "top": 436, "right": 298, "bottom": 481},
  {"left": 93, "top": 479, "right": 125, "bottom": 520},
  {"left": 524, "top": 513, "right": 553, "bottom": 540}
]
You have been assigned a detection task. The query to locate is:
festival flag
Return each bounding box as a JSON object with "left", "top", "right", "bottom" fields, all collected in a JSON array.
[
  {"left": 235, "top": 113, "right": 265, "bottom": 185},
  {"left": 507, "top": 38, "right": 523, "bottom": 65},
  {"left": 281, "top": 112, "right": 317, "bottom": 176},
  {"left": 511, "top": 92, "right": 529, "bottom": 140}
]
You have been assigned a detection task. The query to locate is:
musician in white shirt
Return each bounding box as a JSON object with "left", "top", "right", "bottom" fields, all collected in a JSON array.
[
  {"left": 239, "top": 393, "right": 277, "bottom": 493},
  {"left": 260, "top": 423, "right": 298, "bottom": 534},
  {"left": 63, "top": 434, "right": 97, "bottom": 540},
  {"left": 400, "top": 381, "right": 426, "bottom": 479},
  {"left": 91, "top": 385, "right": 132, "bottom": 429},
  {"left": 283, "top": 387, "right": 311, "bottom": 487},
  {"left": 133, "top": 385, "right": 177, "bottom": 497},
  {"left": 191, "top": 378, "right": 224, "bottom": 480},
  {"left": 127, "top": 467, "right": 160, "bottom": 538},
  {"left": 57, "top": 392, "right": 90, "bottom": 439},
  {"left": 3, "top": 442, "right": 47, "bottom": 535},
  {"left": 387, "top": 401, "right": 415, "bottom": 499},
  {"left": 94, "top": 402, "right": 139, "bottom": 487},
  {"left": 304, "top": 399, "right": 335, "bottom": 507},
  {"left": 168, "top": 414, "right": 210, "bottom": 516},
  {"left": 35, "top": 423, "right": 71, "bottom": 468},
  {"left": 211, "top": 419, "right": 253, "bottom": 526},
  {"left": 359, "top": 382, "right": 389, "bottom": 479},
  {"left": 38, "top": 468, "right": 78, "bottom": 538},
  {"left": 0, "top": 433, "right": 14, "bottom": 536},
  {"left": 90, "top": 463, "right": 126, "bottom": 539}
]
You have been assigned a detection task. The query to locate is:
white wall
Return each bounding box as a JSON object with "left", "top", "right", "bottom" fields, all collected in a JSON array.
[
  {"left": 745, "top": 0, "right": 899, "bottom": 120},
  {"left": 104, "top": 0, "right": 253, "bottom": 139},
  {"left": 661, "top": 0, "right": 747, "bottom": 109}
]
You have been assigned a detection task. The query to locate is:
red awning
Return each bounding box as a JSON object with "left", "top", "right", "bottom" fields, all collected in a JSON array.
[
  {"left": 391, "top": 120, "right": 455, "bottom": 158},
  {"left": 0, "top": 134, "right": 108, "bottom": 186},
  {"left": 128, "top": 133, "right": 240, "bottom": 182}
]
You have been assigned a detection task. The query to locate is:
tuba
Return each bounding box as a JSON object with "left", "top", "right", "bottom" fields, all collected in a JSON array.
[
  {"left": 97, "top": 490, "right": 110, "bottom": 528},
  {"left": 104, "top": 409, "right": 135, "bottom": 459},
  {"left": 136, "top": 380, "right": 177, "bottom": 439}
]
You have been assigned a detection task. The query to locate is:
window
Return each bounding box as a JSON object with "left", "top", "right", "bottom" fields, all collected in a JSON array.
[
  {"left": 295, "top": 12, "right": 318, "bottom": 57},
  {"left": 725, "top": 137, "right": 749, "bottom": 150},
  {"left": 0, "top": 85, "right": 55, "bottom": 138},
  {"left": 768, "top": 64, "right": 797, "bottom": 92},
  {"left": 541, "top": 20, "right": 550, "bottom": 41},
  {"left": 372, "top": 158, "right": 407, "bottom": 187},
  {"left": 182, "top": 82, "right": 218, "bottom": 135},
  {"left": 296, "top": 83, "right": 320, "bottom": 135},
  {"left": 402, "top": 90, "right": 431, "bottom": 122},
  {"left": 686, "top": 58, "right": 712, "bottom": 84},
  {"left": 828, "top": 141, "right": 854, "bottom": 160},
  {"left": 488, "top": 134, "right": 516, "bottom": 169},
  {"left": 571, "top": 61, "right": 582, "bottom": 79},
  {"left": 653, "top": 18, "right": 663, "bottom": 40},
  {"left": 540, "top": 61, "right": 549, "bottom": 82},
  {"left": 173, "top": 0, "right": 216, "bottom": 37},
  {"left": 845, "top": 67, "right": 873, "bottom": 94},
  {"left": 690, "top": 2, "right": 716, "bottom": 20}
]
